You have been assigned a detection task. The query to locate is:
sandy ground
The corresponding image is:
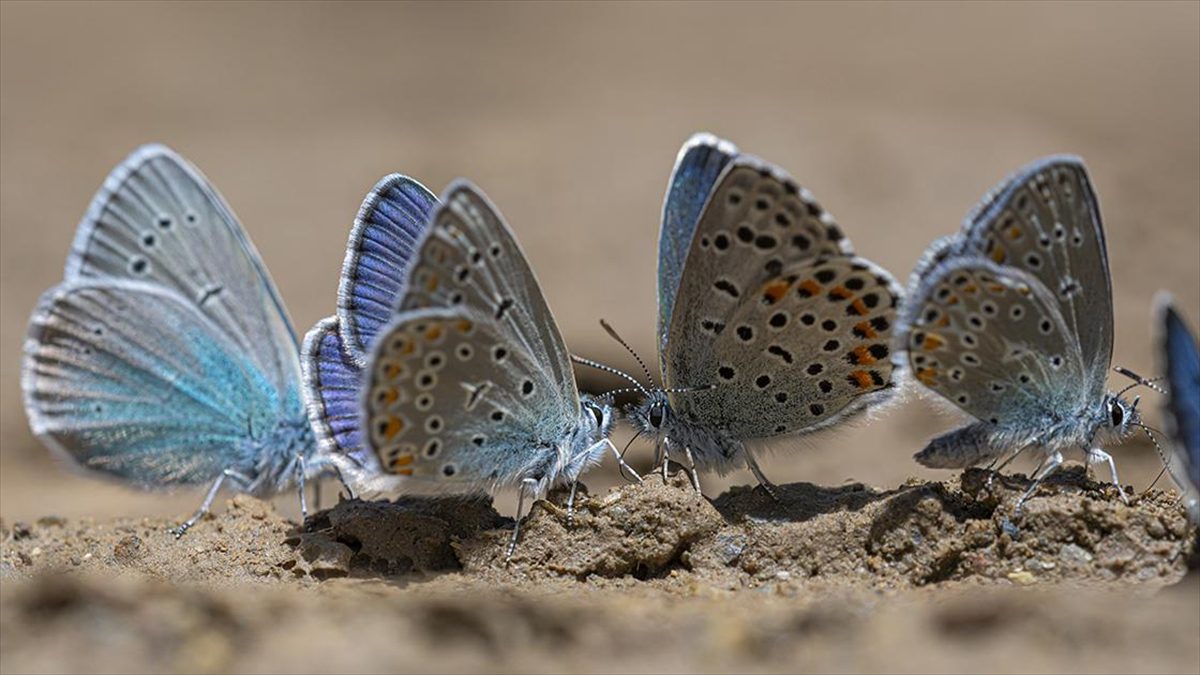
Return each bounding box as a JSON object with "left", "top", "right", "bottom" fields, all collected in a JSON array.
[{"left": 2, "top": 2, "right": 1199, "bottom": 673}]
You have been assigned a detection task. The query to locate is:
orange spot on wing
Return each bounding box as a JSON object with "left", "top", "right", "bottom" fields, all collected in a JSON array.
[
  {"left": 915, "top": 367, "right": 938, "bottom": 386},
  {"left": 425, "top": 274, "right": 439, "bottom": 292},
  {"left": 854, "top": 321, "right": 877, "bottom": 339},
  {"left": 936, "top": 316, "right": 950, "bottom": 327},
  {"left": 798, "top": 279, "right": 823, "bottom": 296},
  {"left": 991, "top": 247, "right": 1007, "bottom": 264},
  {"left": 848, "top": 298, "right": 869, "bottom": 316},
  {"left": 849, "top": 346, "right": 876, "bottom": 365},
  {"left": 392, "top": 453, "right": 413, "bottom": 467},
  {"left": 961, "top": 283, "right": 978, "bottom": 294},
  {"left": 762, "top": 278, "right": 793, "bottom": 304},
  {"left": 384, "top": 416, "right": 406, "bottom": 440},
  {"left": 849, "top": 370, "right": 874, "bottom": 389},
  {"left": 829, "top": 285, "right": 853, "bottom": 300},
  {"left": 424, "top": 325, "right": 443, "bottom": 342},
  {"left": 455, "top": 319, "right": 474, "bottom": 334},
  {"left": 921, "top": 334, "right": 945, "bottom": 350},
  {"left": 989, "top": 283, "right": 1006, "bottom": 294},
  {"left": 379, "top": 388, "right": 398, "bottom": 405},
  {"left": 394, "top": 467, "right": 414, "bottom": 476},
  {"left": 1007, "top": 226, "right": 1023, "bottom": 240},
  {"left": 384, "top": 363, "right": 406, "bottom": 379}
]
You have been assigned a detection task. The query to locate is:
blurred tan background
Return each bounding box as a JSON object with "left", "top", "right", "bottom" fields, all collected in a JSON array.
[{"left": 2, "top": 2, "right": 1197, "bottom": 521}]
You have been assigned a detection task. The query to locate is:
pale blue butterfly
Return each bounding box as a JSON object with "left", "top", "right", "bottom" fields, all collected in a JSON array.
[
  {"left": 580, "top": 133, "right": 901, "bottom": 496},
  {"left": 300, "top": 174, "right": 438, "bottom": 489},
  {"left": 1154, "top": 292, "right": 1199, "bottom": 523},
  {"left": 21, "top": 145, "right": 331, "bottom": 535},
  {"left": 361, "top": 180, "right": 639, "bottom": 558},
  {"left": 898, "top": 155, "right": 1139, "bottom": 514}
]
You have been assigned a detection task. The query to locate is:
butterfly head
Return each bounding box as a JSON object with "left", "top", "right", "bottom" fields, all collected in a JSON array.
[
  {"left": 626, "top": 390, "right": 672, "bottom": 440},
  {"left": 561, "top": 395, "right": 617, "bottom": 481},
  {"left": 1096, "top": 392, "right": 1140, "bottom": 445}
]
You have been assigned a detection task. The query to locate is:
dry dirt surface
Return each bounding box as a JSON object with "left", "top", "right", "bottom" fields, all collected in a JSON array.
[{"left": 2, "top": 469, "right": 1197, "bottom": 674}]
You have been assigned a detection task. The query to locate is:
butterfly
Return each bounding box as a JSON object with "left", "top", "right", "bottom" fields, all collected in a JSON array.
[
  {"left": 300, "top": 174, "right": 438, "bottom": 490},
  {"left": 1155, "top": 293, "right": 1199, "bottom": 523},
  {"left": 22, "top": 145, "right": 331, "bottom": 536},
  {"left": 579, "top": 133, "right": 901, "bottom": 495},
  {"left": 897, "top": 155, "right": 1139, "bottom": 514},
  {"left": 360, "top": 180, "right": 639, "bottom": 558}
]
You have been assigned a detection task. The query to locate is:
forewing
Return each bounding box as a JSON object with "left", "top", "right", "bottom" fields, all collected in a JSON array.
[
  {"left": 673, "top": 256, "right": 900, "bottom": 439},
  {"left": 1158, "top": 297, "right": 1200, "bottom": 490},
  {"left": 22, "top": 281, "right": 288, "bottom": 488},
  {"left": 65, "top": 144, "right": 300, "bottom": 395},
  {"left": 337, "top": 174, "right": 438, "bottom": 364},
  {"left": 300, "top": 317, "right": 379, "bottom": 474},
  {"left": 363, "top": 307, "right": 572, "bottom": 489},
  {"left": 663, "top": 157, "right": 852, "bottom": 404},
  {"left": 961, "top": 157, "right": 1112, "bottom": 386},
  {"left": 657, "top": 133, "right": 738, "bottom": 357},
  {"left": 396, "top": 180, "right": 578, "bottom": 410},
  {"left": 900, "top": 258, "right": 1088, "bottom": 428}
]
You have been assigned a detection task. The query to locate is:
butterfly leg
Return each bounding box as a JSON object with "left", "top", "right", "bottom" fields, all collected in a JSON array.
[
  {"left": 681, "top": 444, "right": 701, "bottom": 492},
  {"left": 601, "top": 438, "right": 642, "bottom": 484},
  {"left": 658, "top": 438, "right": 673, "bottom": 482},
  {"left": 566, "top": 480, "right": 579, "bottom": 527},
  {"left": 506, "top": 477, "right": 539, "bottom": 564},
  {"left": 1085, "top": 447, "right": 1128, "bottom": 505},
  {"left": 1014, "top": 450, "right": 1064, "bottom": 517},
  {"left": 986, "top": 447, "right": 1029, "bottom": 489},
  {"left": 743, "top": 446, "right": 780, "bottom": 502},
  {"left": 170, "top": 468, "right": 248, "bottom": 538},
  {"left": 295, "top": 454, "right": 310, "bottom": 520}
]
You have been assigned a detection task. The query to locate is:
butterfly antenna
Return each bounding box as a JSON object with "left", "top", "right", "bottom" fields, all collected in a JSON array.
[
  {"left": 664, "top": 384, "right": 717, "bottom": 395},
  {"left": 1114, "top": 366, "right": 1167, "bottom": 396},
  {"left": 571, "top": 355, "right": 650, "bottom": 397},
  {"left": 1135, "top": 422, "right": 1170, "bottom": 496},
  {"left": 599, "top": 319, "right": 657, "bottom": 388},
  {"left": 599, "top": 386, "right": 645, "bottom": 401}
]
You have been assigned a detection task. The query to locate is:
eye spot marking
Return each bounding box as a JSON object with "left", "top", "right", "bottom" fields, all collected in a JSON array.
[
  {"left": 713, "top": 233, "right": 730, "bottom": 251},
  {"left": 823, "top": 339, "right": 840, "bottom": 352},
  {"left": 472, "top": 435, "right": 486, "bottom": 447},
  {"left": 736, "top": 226, "right": 754, "bottom": 243},
  {"left": 489, "top": 244, "right": 502, "bottom": 258},
  {"left": 424, "top": 439, "right": 442, "bottom": 458},
  {"left": 492, "top": 346, "right": 509, "bottom": 363},
  {"left": 699, "top": 236, "right": 710, "bottom": 249},
  {"left": 821, "top": 319, "right": 838, "bottom": 332},
  {"left": 491, "top": 409, "right": 505, "bottom": 422},
  {"left": 714, "top": 279, "right": 741, "bottom": 298},
  {"left": 809, "top": 404, "right": 825, "bottom": 416},
  {"left": 845, "top": 277, "right": 865, "bottom": 291},
  {"left": 754, "top": 234, "right": 777, "bottom": 250},
  {"left": 416, "top": 371, "right": 437, "bottom": 390},
  {"left": 736, "top": 325, "right": 755, "bottom": 342},
  {"left": 425, "top": 416, "right": 444, "bottom": 433},
  {"left": 442, "top": 464, "right": 457, "bottom": 477},
  {"left": 1071, "top": 228, "right": 1084, "bottom": 247},
  {"left": 1025, "top": 252, "right": 1042, "bottom": 269},
  {"left": 1010, "top": 305, "right": 1025, "bottom": 320},
  {"left": 800, "top": 314, "right": 816, "bottom": 326},
  {"left": 774, "top": 212, "right": 791, "bottom": 227},
  {"left": 1038, "top": 234, "right": 1052, "bottom": 249},
  {"left": 456, "top": 344, "right": 474, "bottom": 361},
  {"left": 791, "top": 233, "right": 811, "bottom": 250},
  {"left": 767, "top": 345, "right": 794, "bottom": 364},
  {"left": 727, "top": 190, "right": 743, "bottom": 206},
  {"left": 775, "top": 392, "right": 788, "bottom": 403},
  {"left": 415, "top": 393, "right": 434, "bottom": 411},
  {"left": 1038, "top": 318, "right": 1053, "bottom": 334},
  {"left": 774, "top": 424, "right": 787, "bottom": 434},
  {"left": 814, "top": 269, "right": 837, "bottom": 284},
  {"left": 425, "top": 352, "right": 446, "bottom": 369},
  {"left": 755, "top": 196, "right": 771, "bottom": 211},
  {"left": 1019, "top": 373, "right": 1032, "bottom": 384},
  {"left": 1058, "top": 278, "right": 1080, "bottom": 299},
  {"left": 764, "top": 259, "right": 783, "bottom": 276},
  {"left": 141, "top": 233, "right": 157, "bottom": 248},
  {"left": 1053, "top": 223, "right": 1066, "bottom": 241},
  {"left": 961, "top": 333, "right": 978, "bottom": 347},
  {"left": 718, "top": 365, "right": 736, "bottom": 380},
  {"left": 755, "top": 374, "right": 771, "bottom": 389},
  {"left": 768, "top": 312, "right": 788, "bottom": 329},
  {"left": 184, "top": 212, "right": 197, "bottom": 224},
  {"left": 157, "top": 215, "right": 173, "bottom": 229},
  {"left": 700, "top": 319, "right": 725, "bottom": 334},
  {"left": 1049, "top": 355, "right": 1064, "bottom": 369},
  {"left": 956, "top": 394, "right": 970, "bottom": 405},
  {"left": 961, "top": 353, "right": 981, "bottom": 366},
  {"left": 806, "top": 363, "right": 824, "bottom": 376},
  {"left": 129, "top": 257, "right": 149, "bottom": 275},
  {"left": 521, "top": 380, "right": 535, "bottom": 396},
  {"left": 981, "top": 301, "right": 998, "bottom": 316},
  {"left": 819, "top": 380, "right": 833, "bottom": 393}
]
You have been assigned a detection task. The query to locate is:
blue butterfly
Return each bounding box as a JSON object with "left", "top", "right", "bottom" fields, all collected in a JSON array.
[
  {"left": 22, "top": 145, "right": 332, "bottom": 535},
  {"left": 300, "top": 174, "right": 438, "bottom": 491},
  {"left": 580, "top": 133, "right": 901, "bottom": 495},
  {"left": 360, "top": 180, "right": 638, "bottom": 558},
  {"left": 898, "top": 156, "right": 1139, "bottom": 514},
  {"left": 1155, "top": 293, "right": 1200, "bottom": 523}
]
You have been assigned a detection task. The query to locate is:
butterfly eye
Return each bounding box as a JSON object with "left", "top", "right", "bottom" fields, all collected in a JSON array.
[
  {"left": 649, "top": 405, "right": 664, "bottom": 429},
  {"left": 589, "top": 405, "right": 605, "bottom": 427},
  {"left": 1110, "top": 401, "right": 1124, "bottom": 427}
]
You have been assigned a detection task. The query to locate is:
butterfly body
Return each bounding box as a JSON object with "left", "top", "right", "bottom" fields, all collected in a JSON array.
[
  {"left": 899, "top": 155, "right": 1135, "bottom": 508},
  {"left": 22, "top": 145, "right": 326, "bottom": 532},
  {"left": 1155, "top": 294, "right": 1200, "bottom": 522},
  {"left": 622, "top": 133, "right": 901, "bottom": 482}
]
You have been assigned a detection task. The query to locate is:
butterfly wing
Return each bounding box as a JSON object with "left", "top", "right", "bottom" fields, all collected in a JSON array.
[
  {"left": 300, "top": 317, "right": 379, "bottom": 474},
  {"left": 363, "top": 182, "right": 590, "bottom": 488},
  {"left": 1156, "top": 294, "right": 1200, "bottom": 496},
  {"left": 657, "top": 133, "right": 738, "bottom": 359},
  {"left": 900, "top": 257, "right": 1089, "bottom": 437},
  {"left": 662, "top": 155, "right": 898, "bottom": 439},
  {"left": 336, "top": 174, "right": 438, "bottom": 366},
  {"left": 64, "top": 144, "right": 301, "bottom": 397},
  {"left": 958, "top": 157, "right": 1112, "bottom": 393},
  {"left": 22, "top": 280, "right": 297, "bottom": 488}
]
